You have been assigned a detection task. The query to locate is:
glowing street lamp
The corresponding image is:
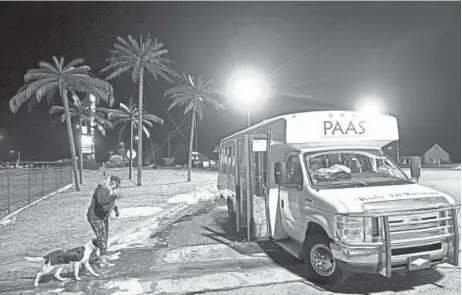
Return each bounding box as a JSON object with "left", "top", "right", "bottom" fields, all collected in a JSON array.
[
  {"left": 228, "top": 70, "right": 266, "bottom": 127},
  {"left": 356, "top": 98, "right": 383, "bottom": 114}
]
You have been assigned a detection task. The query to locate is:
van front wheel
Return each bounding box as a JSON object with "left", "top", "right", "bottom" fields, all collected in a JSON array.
[{"left": 303, "top": 234, "right": 346, "bottom": 286}]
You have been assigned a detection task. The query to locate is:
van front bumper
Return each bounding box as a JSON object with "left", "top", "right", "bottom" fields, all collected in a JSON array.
[
  {"left": 331, "top": 234, "right": 460, "bottom": 277},
  {"left": 331, "top": 241, "right": 453, "bottom": 275}
]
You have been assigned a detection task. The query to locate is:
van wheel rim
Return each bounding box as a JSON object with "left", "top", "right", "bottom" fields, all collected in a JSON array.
[{"left": 310, "top": 244, "right": 335, "bottom": 276}]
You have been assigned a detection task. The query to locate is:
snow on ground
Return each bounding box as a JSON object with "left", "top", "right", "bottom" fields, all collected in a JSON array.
[
  {"left": 217, "top": 205, "right": 228, "bottom": 211},
  {"left": 108, "top": 221, "right": 160, "bottom": 252},
  {"left": 107, "top": 251, "right": 121, "bottom": 261},
  {"left": 110, "top": 207, "right": 163, "bottom": 218},
  {"left": 162, "top": 244, "right": 269, "bottom": 264},
  {"left": 152, "top": 268, "right": 303, "bottom": 295},
  {"left": 167, "top": 186, "right": 218, "bottom": 205},
  {"left": 0, "top": 215, "right": 16, "bottom": 226},
  {"left": 103, "top": 278, "right": 152, "bottom": 295}
]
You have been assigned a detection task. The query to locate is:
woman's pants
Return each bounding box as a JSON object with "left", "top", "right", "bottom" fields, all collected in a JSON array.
[{"left": 88, "top": 216, "right": 109, "bottom": 256}]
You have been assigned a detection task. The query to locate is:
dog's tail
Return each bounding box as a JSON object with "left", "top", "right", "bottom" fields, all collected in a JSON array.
[{"left": 24, "top": 256, "right": 45, "bottom": 262}]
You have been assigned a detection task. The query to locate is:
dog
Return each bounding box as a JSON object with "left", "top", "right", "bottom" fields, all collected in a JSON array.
[{"left": 25, "top": 239, "right": 101, "bottom": 287}]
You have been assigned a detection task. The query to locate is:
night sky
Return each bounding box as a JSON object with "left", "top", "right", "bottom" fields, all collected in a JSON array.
[{"left": 0, "top": 2, "right": 460, "bottom": 162}]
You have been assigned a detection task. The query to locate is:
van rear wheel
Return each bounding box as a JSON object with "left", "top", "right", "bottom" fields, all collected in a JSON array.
[{"left": 303, "top": 234, "right": 346, "bottom": 286}]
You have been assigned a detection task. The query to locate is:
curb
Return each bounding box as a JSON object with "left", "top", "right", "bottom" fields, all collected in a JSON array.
[{"left": 0, "top": 183, "right": 73, "bottom": 224}]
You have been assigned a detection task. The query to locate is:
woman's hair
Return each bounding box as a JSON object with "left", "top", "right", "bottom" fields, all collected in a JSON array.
[{"left": 110, "top": 175, "right": 121, "bottom": 188}]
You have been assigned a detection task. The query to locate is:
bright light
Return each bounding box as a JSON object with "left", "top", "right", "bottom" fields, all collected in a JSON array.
[
  {"left": 232, "top": 77, "right": 262, "bottom": 103},
  {"left": 227, "top": 69, "right": 266, "bottom": 106},
  {"left": 76, "top": 125, "right": 80, "bottom": 129},
  {"left": 357, "top": 99, "right": 383, "bottom": 114},
  {"left": 134, "top": 136, "right": 139, "bottom": 141}
]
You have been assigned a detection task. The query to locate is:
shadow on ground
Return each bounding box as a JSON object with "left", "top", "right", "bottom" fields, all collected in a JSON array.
[{"left": 199, "top": 199, "right": 449, "bottom": 294}]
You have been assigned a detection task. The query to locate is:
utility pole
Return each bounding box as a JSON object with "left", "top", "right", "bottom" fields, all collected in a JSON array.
[{"left": 168, "top": 130, "right": 172, "bottom": 158}]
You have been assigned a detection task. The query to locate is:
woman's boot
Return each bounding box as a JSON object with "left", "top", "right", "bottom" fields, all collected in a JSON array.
[{"left": 99, "top": 255, "right": 115, "bottom": 268}]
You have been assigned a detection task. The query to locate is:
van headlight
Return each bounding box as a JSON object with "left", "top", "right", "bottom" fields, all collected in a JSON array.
[{"left": 335, "top": 215, "right": 377, "bottom": 243}]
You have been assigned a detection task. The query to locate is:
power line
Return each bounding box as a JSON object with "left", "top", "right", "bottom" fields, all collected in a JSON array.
[
  {"left": 144, "top": 78, "right": 190, "bottom": 143},
  {"left": 198, "top": 119, "right": 217, "bottom": 148},
  {"left": 266, "top": 42, "right": 319, "bottom": 81}
]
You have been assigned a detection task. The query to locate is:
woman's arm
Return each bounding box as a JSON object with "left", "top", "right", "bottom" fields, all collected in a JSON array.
[{"left": 95, "top": 186, "right": 117, "bottom": 205}]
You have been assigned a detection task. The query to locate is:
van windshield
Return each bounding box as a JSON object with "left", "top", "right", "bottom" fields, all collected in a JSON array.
[{"left": 304, "top": 149, "right": 411, "bottom": 189}]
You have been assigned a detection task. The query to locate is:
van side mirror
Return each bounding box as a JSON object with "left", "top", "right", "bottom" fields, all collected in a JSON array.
[
  {"left": 410, "top": 156, "right": 421, "bottom": 180},
  {"left": 274, "top": 162, "right": 286, "bottom": 185}
]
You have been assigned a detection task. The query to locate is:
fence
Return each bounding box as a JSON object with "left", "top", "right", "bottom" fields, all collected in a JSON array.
[{"left": 0, "top": 166, "right": 73, "bottom": 219}]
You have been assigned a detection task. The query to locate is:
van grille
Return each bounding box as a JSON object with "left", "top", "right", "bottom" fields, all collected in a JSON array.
[{"left": 387, "top": 209, "right": 452, "bottom": 240}]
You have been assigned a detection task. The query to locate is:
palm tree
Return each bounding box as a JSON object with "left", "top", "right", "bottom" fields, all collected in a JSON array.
[
  {"left": 107, "top": 97, "right": 164, "bottom": 180},
  {"left": 102, "top": 34, "right": 178, "bottom": 186},
  {"left": 9, "top": 57, "right": 114, "bottom": 191},
  {"left": 165, "top": 73, "right": 222, "bottom": 182},
  {"left": 49, "top": 93, "right": 113, "bottom": 184}
]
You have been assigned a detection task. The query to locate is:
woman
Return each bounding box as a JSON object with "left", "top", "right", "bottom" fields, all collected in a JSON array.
[{"left": 87, "top": 175, "right": 121, "bottom": 267}]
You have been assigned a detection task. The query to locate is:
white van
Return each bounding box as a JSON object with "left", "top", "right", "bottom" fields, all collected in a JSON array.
[{"left": 218, "top": 111, "right": 460, "bottom": 285}]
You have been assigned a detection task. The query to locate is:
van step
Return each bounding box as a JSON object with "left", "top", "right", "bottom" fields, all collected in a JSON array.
[{"left": 275, "top": 239, "right": 302, "bottom": 259}]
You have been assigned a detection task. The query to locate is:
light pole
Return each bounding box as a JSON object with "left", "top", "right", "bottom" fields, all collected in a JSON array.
[
  {"left": 10, "top": 150, "right": 20, "bottom": 167},
  {"left": 0, "top": 135, "right": 3, "bottom": 162}
]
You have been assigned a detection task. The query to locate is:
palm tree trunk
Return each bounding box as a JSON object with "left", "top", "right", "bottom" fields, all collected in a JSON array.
[
  {"left": 137, "top": 69, "right": 144, "bottom": 186},
  {"left": 187, "top": 109, "right": 196, "bottom": 182},
  {"left": 129, "top": 121, "right": 133, "bottom": 180},
  {"left": 79, "top": 117, "right": 83, "bottom": 185},
  {"left": 60, "top": 83, "right": 80, "bottom": 191}
]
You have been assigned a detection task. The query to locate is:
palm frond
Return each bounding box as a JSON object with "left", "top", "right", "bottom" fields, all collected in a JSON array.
[
  {"left": 24, "top": 72, "right": 57, "bottom": 84},
  {"left": 38, "top": 61, "right": 58, "bottom": 72},
  {"left": 184, "top": 101, "right": 195, "bottom": 115},
  {"left": 95, "top": 107, "right": 111, "bottom": 115},
  {"left": 9, "top": 77, "right": 56, "bottom": 113},
  {"left": 119, "top": 102, "right": 131, "bottom": 113},
  {"left": 65, "top": 66, "right": 91, "bottom": 76},
  {"left": 94, "top": 116, "right": 113, "bottom": 129},
  {"left": 35, "top": 82, "right": 59, "bottom": 104},
  {"left": 141, "top": 113, "right": 164, "bottom": 125},
  {"left": 108, "top": 112, "right": 130, "bottom": 121},
  {"left": 52, "top": 56, "right": 62, "bottom": 71},
  {"left": 104, "top": 65, "right": 133, "bottom": 81},
  {"left": 128, "top": 35, "right": 141, "bottom": 54},
  {"left": 142, "top": 124, "right": 150, "bottom": 138},
  {"left": 139, "top": 119, "right": 153, "bottom": 129},
  {"left": 63, "top": 58, "right": 85, "bottom": 71},
  {"left": 167, "top": 96, "right": 190, "bottom": 111},
  {"left": 49, "top": 106, "right": 65, "bottom": 115}
]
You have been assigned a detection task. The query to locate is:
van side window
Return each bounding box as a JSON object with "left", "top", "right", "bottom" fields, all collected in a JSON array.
[
  {"left": 225, "top": 147, "right": 230, "bottom": 174},
  {"left": 219, "top": 147, "right": 226, "bottom": 173},
  {"left": 286, "top": 155, "right": 303, "bottom": 186},
  {"left": 229, "top": 146, "right": 235, "bottom": 175}
]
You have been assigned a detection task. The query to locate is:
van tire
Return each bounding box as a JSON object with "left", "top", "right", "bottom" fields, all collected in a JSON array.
[{"left": 303, "top": 234, "right": 346, "bottom": 286}]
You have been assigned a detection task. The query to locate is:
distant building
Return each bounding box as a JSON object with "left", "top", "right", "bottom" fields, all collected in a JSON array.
[
  {"left": 400, "top": 144, "right": 451, "bottom": 165},
  {"left": 423, "top": 144, "right": 451, "bottom": 164}
]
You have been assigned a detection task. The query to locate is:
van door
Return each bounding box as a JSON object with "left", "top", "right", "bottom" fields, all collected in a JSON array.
[
  {"left": 249, "top": 138, "right": 269, "bottom": 239},
  {"left": 279, "top": 154, "right": 304, "bottom": 242}
]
